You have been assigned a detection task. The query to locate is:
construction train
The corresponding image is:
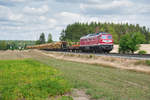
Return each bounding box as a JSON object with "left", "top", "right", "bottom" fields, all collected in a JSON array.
[{"left": 27, "top": 32, "right": 113, "bottom": 53}]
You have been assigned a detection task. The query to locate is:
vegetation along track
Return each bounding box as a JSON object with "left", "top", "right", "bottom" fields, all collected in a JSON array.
[{"left": 44, "top": 50, "right": 150, "bottom": 60}]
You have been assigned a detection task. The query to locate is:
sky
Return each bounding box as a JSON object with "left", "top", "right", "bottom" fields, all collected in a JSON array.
[{"left": 0, "top": 0, "right": 150, "bottom": 41}]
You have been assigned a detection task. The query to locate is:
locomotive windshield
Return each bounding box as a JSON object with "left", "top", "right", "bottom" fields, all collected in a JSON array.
[
  {"left": 101, "top": 35, "right": 107, "bottom": 39},
  {"left": 108, "top": 35, "right": 112, "bottom": 39},
  {"left": 101, "top": 35, "right": 112, "bottom": 39}
]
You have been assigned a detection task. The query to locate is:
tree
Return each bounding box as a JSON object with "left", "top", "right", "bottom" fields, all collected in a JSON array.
[
  {"left": 59, "top": 29, "right": 65, "bottom": 41},
  {"left": 10, "top": 42, "right": 16, "bottom": 50},
  {"left": 47, "top": 33, "right": 53, "bottom": 43},
  {"left": 36, "top": 33, "right": 46, "bottom": 44},
  {"left": 59, "top": 22, "right": 150, "bottom": 44},
  {"left": 119, "top": 32, "right": 145, "bottom": 54},
  {"left": 119, "top": 34, "right": 130, "bottom": 53},
  {"left": 0, "top": 41, "right": 7, "bottom": 50}
]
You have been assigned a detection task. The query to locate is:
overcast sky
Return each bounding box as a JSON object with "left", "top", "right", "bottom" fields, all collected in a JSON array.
[{"left": 0, "top": 0, "right": 150, "bottom": 41}]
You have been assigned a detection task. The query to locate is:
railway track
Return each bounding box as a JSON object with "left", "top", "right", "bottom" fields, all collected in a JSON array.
[
  {"left": 96, "top": 53, "right": 150, "bottom": 60},
  {"left": 44, "top": 50, "right": 150, "bottom": 60}
]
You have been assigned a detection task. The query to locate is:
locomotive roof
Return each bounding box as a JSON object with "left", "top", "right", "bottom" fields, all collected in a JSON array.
[{"left": 80, "top": 32, "right": 109, "bottom": 39}]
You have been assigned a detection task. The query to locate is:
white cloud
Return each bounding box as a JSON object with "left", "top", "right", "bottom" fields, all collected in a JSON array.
[
  {"left": 10, "top": 0, "right": 25, "bottom": 2},
  {"left": 81, "top": 0, "right": 133, "bottom": 10},
  {"left": 9, "top": 13, "right": 23, "bottom": 21},
  {"left": 23, "top": 5, "right": 49, "bottom": 15},
  {"left": 0, "top": 5, "right": 24, "bottom": 22},
  {"left": 80, "top": 0, "right": 150, "bottom": 15},
  {"left": 0, "top": 5, "right": 11, "bottom": 18},
  {"left": 55, "top": 12, "right": 82, "bottom": 25},
  {"left": 39, "top": 16, "right": 46, "bottom": 21}
]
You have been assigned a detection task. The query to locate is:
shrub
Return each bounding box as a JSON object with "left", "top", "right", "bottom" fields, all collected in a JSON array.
[
  {"left": 146, "top": 60, "right": 150, "bottom": 66},
  {"left": 119, "top": 32, "right": 145, "bottom": 54},
  {"left": 138, "top": 50, "right": 147, "bottom": 54}
]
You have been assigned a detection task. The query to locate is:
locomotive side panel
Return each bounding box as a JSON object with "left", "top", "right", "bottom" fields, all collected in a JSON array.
[{"left": 80, "top": 33, "right": 113, "bottom": 53}]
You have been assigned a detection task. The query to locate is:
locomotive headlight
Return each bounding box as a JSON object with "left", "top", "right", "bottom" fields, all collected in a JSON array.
[
  {"left": 102, "top": 40, "right": 107, "bottom": 42},
  {"left": 102, "top": 40, "right": 112, "bottom": 42},
  {"left": 108, "top": 40, "right": 112, "bottom": 42}
]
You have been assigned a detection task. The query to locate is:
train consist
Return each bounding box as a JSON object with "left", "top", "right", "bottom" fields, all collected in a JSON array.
[{"left": 27, "top": 32, "right": 113, "bottom": 53}]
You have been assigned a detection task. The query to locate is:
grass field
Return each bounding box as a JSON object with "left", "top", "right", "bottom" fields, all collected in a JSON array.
[
  {"left": 33, "top": 54, "right": 150, "bottom": 100},
  {"left": 0, "top": 59, "right": 71, "bottom": 100}
]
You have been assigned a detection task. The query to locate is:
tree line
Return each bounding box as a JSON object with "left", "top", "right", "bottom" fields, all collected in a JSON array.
[
  {"left": 0, "top": 33, "right": 53, "bottom": 50},
  {"left": 0, "top": 40, "right": 35, "bottom": 50},
  {"left": 59, "top": 22, "right": 150, "bottom": 44}
]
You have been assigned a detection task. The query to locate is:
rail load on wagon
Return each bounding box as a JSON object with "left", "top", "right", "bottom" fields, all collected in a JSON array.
[{"left": 26, "top": 41, "right": 67, "bottom": 51}]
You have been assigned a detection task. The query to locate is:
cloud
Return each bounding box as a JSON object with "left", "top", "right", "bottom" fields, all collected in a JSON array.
[
  {"left": 80, "top": 0, "right": 150, "bottom": 15},
  {"left": 0, "top": 0, "right": 25, "bottom": 7},
  {"left": 0, "top": 0, "right": 150, "bottom": 41},
  {"left": 0, "top": 1, "right": 15, "bottom": 6},
  {"left": 10, "top": 0, "right": 25, "bottom": 2},
  {"left": 23, "top": 5, "right": 49, "bottom": 15},
  {"left": 54, "top": 0, "right": 83, "bottom": 3},
  {"left": 54, "top": 0, "right": 109, "bottom": 4},
  {"left": 0, "top": 5, "right": 24, "bottom": 22}
]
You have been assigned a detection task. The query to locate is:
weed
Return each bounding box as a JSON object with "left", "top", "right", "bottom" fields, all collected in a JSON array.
[
  {"left": 59, "top": 96, "right": 73, "bottom": 100},
  {"left": 138, "top": 50, "right": 147, "bottom": 54},
  {"left": 134, "top": 60, "right": 146, "bottom": 65},
  {"left": 145, "top": 60, "right": 150, "bottom": 66},
  {"left": 134, "top": 60, "right": 150, "bottom": 66}
]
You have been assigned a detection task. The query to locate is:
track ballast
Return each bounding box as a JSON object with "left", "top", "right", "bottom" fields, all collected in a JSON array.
[{"left": 43, "top": 50, "right": 150, "bottom": 60}]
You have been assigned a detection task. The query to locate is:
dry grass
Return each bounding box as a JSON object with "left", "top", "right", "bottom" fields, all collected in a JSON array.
[
  {"left": 134, "top": 60, "right": 150, "bottom": 66},
  {"left": 40, "top": 51, "right": 150, "bottom": 74}
]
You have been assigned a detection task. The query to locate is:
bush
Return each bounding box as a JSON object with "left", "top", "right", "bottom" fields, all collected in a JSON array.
[
  {"left": 138, "top": 50, "right": 147, "bottom": 54},
  {"left": 119, "top": 32, "right": 145, "bottom": 54},
  {"left": 0, "top": 41, "right": 7, "bottom": 50}
]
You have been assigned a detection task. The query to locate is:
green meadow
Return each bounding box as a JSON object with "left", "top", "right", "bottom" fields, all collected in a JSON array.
[{"left": 0, "top": 59, "right": 71, "bottom": 100}]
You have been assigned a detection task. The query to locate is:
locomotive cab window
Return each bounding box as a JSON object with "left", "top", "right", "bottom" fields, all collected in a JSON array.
[
  {"left": 101, "top": 35, "right": 107, "bottom": 39},
  {"left": 108, "top": 36, "right": 112, "bottom": 39}
]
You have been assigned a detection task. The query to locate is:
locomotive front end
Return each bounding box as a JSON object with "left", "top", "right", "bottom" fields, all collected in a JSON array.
[{"left": 99, "top": 34, "right": 113, "bottom": 53}]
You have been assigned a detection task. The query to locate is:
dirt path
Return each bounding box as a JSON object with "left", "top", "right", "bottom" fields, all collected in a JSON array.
[{"left": 66, "top": 89, "right": 90, "bottom": 100}]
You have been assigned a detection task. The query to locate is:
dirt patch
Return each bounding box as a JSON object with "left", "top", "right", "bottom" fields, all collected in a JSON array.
[
  {"left": 0, "top": 50, "right": 32, "bottom": 60},
  {"left": 67, "top": 89, "right": 90, "bottom": 100}
]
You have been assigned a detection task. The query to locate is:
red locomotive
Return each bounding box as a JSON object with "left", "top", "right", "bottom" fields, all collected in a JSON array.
[{"left": 79, "top": 32, "right": 113, "bottom": 53}]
